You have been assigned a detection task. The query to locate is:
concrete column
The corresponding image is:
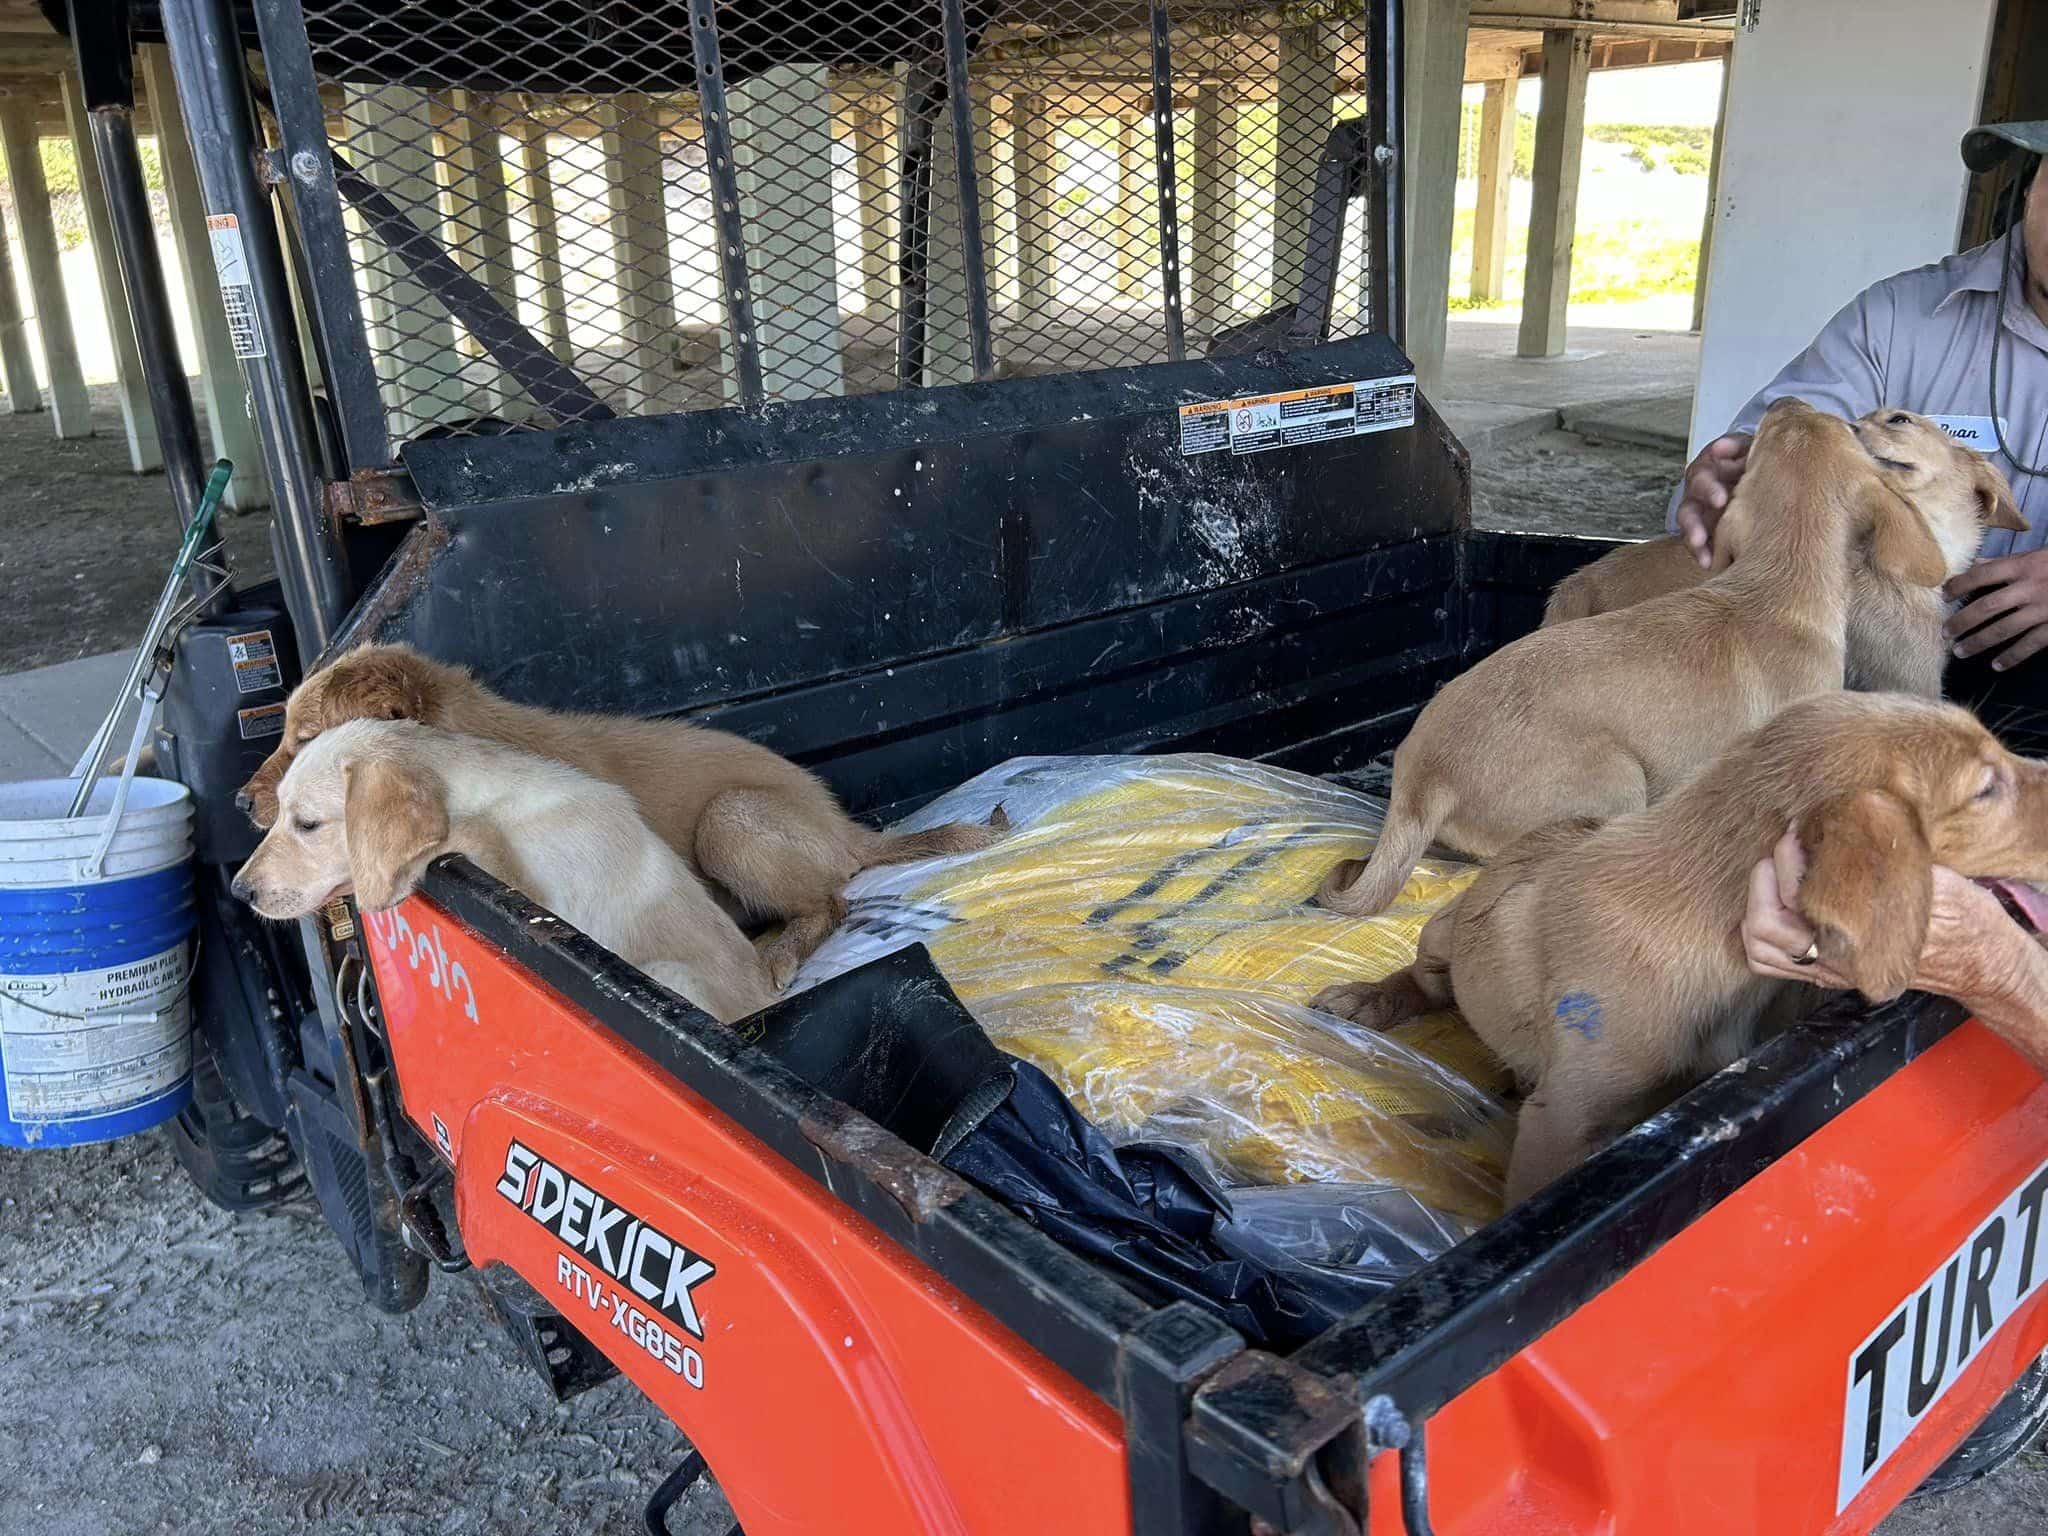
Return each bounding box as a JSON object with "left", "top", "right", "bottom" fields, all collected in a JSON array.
[
  {"left": 984, "top": 96, "right": 1016, "bottom": 312},
  {"left": 1401, "top": 0, "right": 1473, "bottom": 393},
  {"left": 1115, "top": 117, "right": 1151, "bottom": 300},
  {"left": 146, "top": 47, "right": 270, "bottom": 506},
  {"left": 1469, "top": 65, "right": 1521, "bottom": 304},
  {"left": 603, "top": 98, "right": 678, "bottom": 414},
  {"left": 1190, "top": 83, "right": 1238, "bottom": 340},
  {"left": 0, "top": 105, "right": 91, "bottom": 438},
  {"left": 1273, "top": 24, "right": 1335, "bottom": 303},
  {"left": 1692, "top": 59, "right": 1731, "bottom": 334},
  {"left": 0, "top": 181, "right": 36, "bottom": 415},
  {"left": 1516, "top": 29, "right": 1592, "bottom": 359},
  {"left": 853, "top": 107, "right": 896, "bottom": 311},
  {"left": 442, "top": 93, "right": 519, "bottom": 417},
  {"left": 1011, "top": 93, "right": 1057, "bottom": 312},
  {"left": 62, "top": 72, "right": 159, "bottom": 469},
  {"left": 508, "top": 111, "right": 572, "bottom": 365},
  {"left": 720, "top": 64, "right": 843, "bottom": 403}
]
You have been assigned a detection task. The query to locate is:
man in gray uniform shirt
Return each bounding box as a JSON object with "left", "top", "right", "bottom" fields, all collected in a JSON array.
[{"left": 1673, "top": 121, "right": 2048, "bottom": 670}]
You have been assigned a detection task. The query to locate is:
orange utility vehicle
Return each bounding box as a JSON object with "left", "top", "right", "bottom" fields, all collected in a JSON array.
[{"left": 62, "top": 0, "right": 2048, "bottom": 1527}]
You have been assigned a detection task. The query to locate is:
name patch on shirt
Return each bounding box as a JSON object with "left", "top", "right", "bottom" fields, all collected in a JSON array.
[{"left": 1929, "top": 415, "right": 2009, "bottom": 453}]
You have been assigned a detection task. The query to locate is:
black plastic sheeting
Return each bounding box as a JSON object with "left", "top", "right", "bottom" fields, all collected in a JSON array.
[
  {"left": 750, "top": 948, "right": 1427, "bottom": 1351},
  {"left": 947, "top": 1062, "right": 1400, "bottom": 1349}
]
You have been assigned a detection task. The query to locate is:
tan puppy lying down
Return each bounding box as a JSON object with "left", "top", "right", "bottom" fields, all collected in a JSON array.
[
  {"left": 1314, "top": 692, "right": 2048, "bottom": 1203},
  {"left": 1542, "top": 408, "right": 2026, "bottom": 696},
  {"left": 232, "top": 719, "right": 777, "bottom": 1024},
  {"left": 1318, "top": 399, "right": 1946, "bottom": 919},
  {"left": 239, "top": 644, "right": 1004, "bottom": 984}
]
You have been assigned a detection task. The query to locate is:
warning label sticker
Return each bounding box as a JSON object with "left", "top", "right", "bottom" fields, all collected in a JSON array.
[
  {"left": 226, "top": 630, "right": 283, "bottom": 695},
  {"left": 237, "top": 703, "right": 286, "bottom": 741},
  {"left": 206, "top": 214, "right": 266, "bottom": 360},
  {"left": 1179, "top": 376, "right": 1417, "bottom": 457}
]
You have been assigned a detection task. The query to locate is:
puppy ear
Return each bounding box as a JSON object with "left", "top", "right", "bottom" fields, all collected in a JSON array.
[
  {"left": 1863, "top": 478, "right": 1949, "bottom": 587},
  {"left": 1973, "top": 456, "right": 2028, "bottom": 532},
  {"left": 343, "top": 756, "right": 449, "bottom": 912},
  {"left": 241, "top": 750, "right": 286, "bottom": 828},
  {"left": 337, "top": 649, "right": 436, "bottom": 723},
  {"left": 1708, "top": 498, "right": 1751, "bottom": 574},
  {"left": 1794, "top": 790, "right": 1932, "bottom": 1005}
]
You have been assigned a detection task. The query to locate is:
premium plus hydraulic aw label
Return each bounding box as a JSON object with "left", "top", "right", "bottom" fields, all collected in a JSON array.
[{"left": 496, "top": 1141, "right": 715, "bottom": 1385}]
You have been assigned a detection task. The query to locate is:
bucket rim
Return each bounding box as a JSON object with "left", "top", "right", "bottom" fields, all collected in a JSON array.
[{"left": 0, "top": 776, "right": 193, "bottom": 839}]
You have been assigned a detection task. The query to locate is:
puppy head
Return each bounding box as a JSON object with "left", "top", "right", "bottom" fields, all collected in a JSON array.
[
  {"left": 1793, "top": 701, "right": 2048, "bottom": 1002},
  {"left": 239, "top": 644, "right": 446, "bottom": 829},
  {"left": 1853, "top": 407, "right": 2028, "bottom": 576},
  {"left": 231, "top": 719, "right": 449, "bottom": 918},
  {"left": 1729, "top": 400, "right": 1947, "bottom": 588}
]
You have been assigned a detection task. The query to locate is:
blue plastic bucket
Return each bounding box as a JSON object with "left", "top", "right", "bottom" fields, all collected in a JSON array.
[{"left": 0, "top": 776, "right": 197, "bottom": 1148}]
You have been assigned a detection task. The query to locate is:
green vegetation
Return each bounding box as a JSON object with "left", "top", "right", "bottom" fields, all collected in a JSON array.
[
  {"left": 1456, "top": 110, "right": 1713, "bottom": 179},
  {"left": 0, "top": 137, "right": 168, "bottom": 252}
]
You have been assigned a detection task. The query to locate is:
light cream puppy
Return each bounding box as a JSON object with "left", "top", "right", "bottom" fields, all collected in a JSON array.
[{"left": 233, "top": 718, "right": 776, "bottom": 1024}]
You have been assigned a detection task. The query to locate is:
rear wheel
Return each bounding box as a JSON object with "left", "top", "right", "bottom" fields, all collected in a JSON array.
[
  {"left": 164, "top": 1043, "right": 303, "bottom": 1213},
  {"left": 1911, "top": 1353, "right": 2048, "bottom": 1497}
]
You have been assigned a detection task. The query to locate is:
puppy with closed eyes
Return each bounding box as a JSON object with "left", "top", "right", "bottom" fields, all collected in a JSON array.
[
  {"left": 232, "top": 718, "right": 776, "bottom": 1024},
  {"left": 1313, "top": 692, "right": 2048, "bottom": 1203}
]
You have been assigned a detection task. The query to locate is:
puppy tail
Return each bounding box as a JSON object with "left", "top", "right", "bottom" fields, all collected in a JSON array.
[
  {"left": 862, "top": 804, "right": 1010, "bottom": 869},
  {"left": 1541, "top": 574, "right": 1592, "bottom": 629},
  {"left": 1317, "top": 784, "right": 1449, "bottom": 918}
]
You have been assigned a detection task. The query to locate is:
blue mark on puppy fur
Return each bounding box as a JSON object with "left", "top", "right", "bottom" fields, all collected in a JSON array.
[{"left": 1554, "top": 992, "right": 1604, "bottom": 1040}]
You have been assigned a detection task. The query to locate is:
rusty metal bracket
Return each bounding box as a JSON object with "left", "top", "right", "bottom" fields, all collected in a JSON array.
[{"left": 325, "top": 467, "right": 422, "bottom": 526}]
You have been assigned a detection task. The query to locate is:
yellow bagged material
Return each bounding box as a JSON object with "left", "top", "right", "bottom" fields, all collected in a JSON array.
[{"left": 795, "top": 755, "right": 1512, "bottom": 1224}]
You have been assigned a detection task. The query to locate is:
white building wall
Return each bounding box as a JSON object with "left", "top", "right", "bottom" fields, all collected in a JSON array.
[{"left": 1688, "top": 0, "right": 2000, "bottom": 451}]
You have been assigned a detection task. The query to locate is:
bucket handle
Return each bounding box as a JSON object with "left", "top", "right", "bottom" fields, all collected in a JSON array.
[{"left": 79, "top": 686, "right": 166, "bottom": 883}]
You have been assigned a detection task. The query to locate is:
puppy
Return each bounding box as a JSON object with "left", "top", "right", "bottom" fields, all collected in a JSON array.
[
  {"left": 232, "top": 719, "right": 777, "bottom": 1024},
  {"left": 1314, "top": 692, "right": 2048, "bottom": 1203},
  {"left": 1317, "top": 400, "right": 1947, "bottom": 919},
  {"left": 1542, "top": 408, "right": 2026, "bottom": 696},
  {"left": 238, "top": 644, "right": 1004, "bottom": 985}
]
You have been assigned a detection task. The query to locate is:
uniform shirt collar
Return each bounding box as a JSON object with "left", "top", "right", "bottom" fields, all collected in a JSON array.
[{"left": 1935, "top": 238, "right": 2013, "bottom": 312}]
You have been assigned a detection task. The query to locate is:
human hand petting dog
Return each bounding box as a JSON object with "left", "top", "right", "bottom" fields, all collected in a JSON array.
[
  {"left": 1743, "top": 826, "right": 2048, "bottom": 1071},
  {"left": 1947, "top": 548, "right": 2048, "bottom": 671},
  {"left": 1674, "top": 432, "right": 1752, "bottom": 569}
]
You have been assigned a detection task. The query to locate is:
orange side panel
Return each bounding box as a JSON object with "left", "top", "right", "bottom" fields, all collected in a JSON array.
[
  {"left": 1366, "top": 1022, "right": 2048, "bottom": 1535},
  {"left": 365, "top": 897, "right": 1131, "bottom": 1536}
]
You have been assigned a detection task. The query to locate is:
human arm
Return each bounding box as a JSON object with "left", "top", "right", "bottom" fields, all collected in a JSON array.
[
  {"left": 1742, "top": 828, "right": 2048, "bottom": 1073},
  {"left": 1669, "top": 290, "right": 1894, "bottom": 566}
]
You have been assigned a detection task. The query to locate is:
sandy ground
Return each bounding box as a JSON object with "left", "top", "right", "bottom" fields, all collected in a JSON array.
[
  {"left": 4, "top": 396, "right": 2046, "bottom": 1534},
  {"left": 1469, "top": 423, "right": 1681, "bottom": 540},
  {"left": 0, "top": 389, "right": 276, "bottom": 675}
]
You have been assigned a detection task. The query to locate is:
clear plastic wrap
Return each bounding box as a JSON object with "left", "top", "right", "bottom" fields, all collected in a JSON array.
[{"left": 794, "top": 754, "right": 1513, "bottom": 1231}]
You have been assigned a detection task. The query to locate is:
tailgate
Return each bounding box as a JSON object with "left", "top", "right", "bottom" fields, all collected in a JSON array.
[{"left": 1191, "top": 996, "right": 2048, "bottom": 1534}]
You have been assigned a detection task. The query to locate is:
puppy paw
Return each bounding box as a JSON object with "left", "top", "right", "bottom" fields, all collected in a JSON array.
[{"left": 1312, "top": 980, "right": 1384, "bottom": 1023}]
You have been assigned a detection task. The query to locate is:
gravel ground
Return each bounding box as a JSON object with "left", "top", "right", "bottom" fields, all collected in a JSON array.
[
  {"left": 0, "top": 1134, "right": 733, "bottom": 1536},
  {"left": 4, "top": 400, "right": 2045, "bottom": 1533}
]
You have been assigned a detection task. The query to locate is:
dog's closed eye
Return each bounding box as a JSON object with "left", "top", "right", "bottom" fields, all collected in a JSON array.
[{"left": 294, "top": 815, "right": 324, "bottom": 833}]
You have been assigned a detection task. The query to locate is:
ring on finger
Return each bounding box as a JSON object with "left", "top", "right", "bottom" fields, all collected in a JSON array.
[{"left": 1794, "top": 940, "right": 1819, "bottom": 966}]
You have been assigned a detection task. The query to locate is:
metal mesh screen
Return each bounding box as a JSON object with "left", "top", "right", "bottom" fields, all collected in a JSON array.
[{"left": 286, "top": 0, "right": 1381, "bottom": 450}]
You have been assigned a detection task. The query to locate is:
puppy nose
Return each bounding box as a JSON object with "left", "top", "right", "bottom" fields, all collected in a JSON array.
[
  {"left": 234, "top": 788, "right": 254, "bottom": 814},
  {"left": 230, "top": 873, "right": 253, "bottom": 903}
]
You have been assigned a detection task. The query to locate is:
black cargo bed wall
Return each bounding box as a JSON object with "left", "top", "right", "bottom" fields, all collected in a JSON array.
[{"left": 368, "top": 341, "right": 1467, "bottom": 819}]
